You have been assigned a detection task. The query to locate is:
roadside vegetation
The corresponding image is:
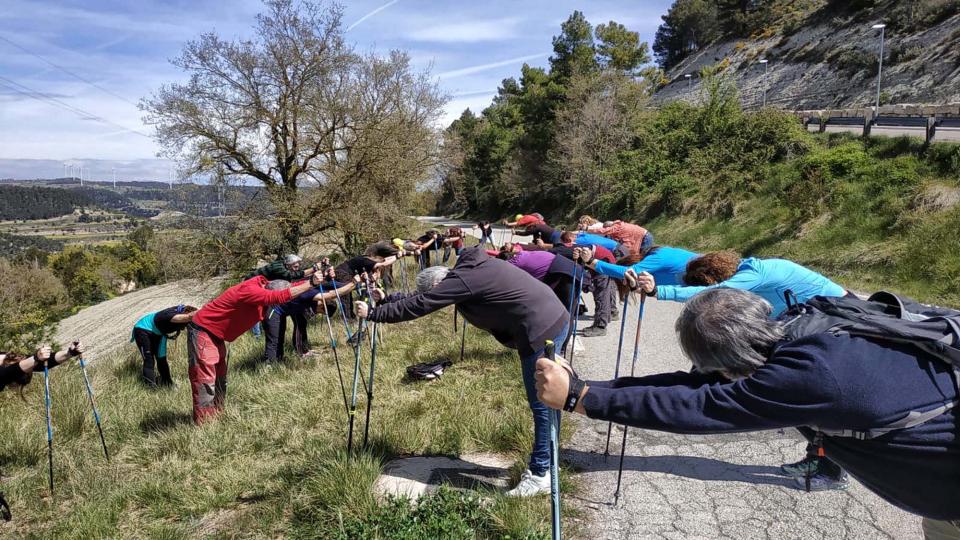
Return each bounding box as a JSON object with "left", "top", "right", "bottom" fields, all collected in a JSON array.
[
  {"left": 0, "top": 241, "right": 569, "bottom": 538},
  {"left": 438, "top": 12, "right": 960, "bottom": 305}
]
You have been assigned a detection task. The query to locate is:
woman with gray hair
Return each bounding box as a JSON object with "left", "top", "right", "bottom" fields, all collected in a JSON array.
[
  {"left": 534, "top": 288, "right": 960, "bottom": 536},
  {"left": 354, "top": 247, "right": 570, "bottom": 497}
]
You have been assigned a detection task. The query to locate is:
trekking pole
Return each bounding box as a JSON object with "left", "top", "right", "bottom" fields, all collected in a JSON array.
[
  {"left": 545, "top": 340, "right": 562, "bottom": 540},
  {"left": 361, "top": 274, "right": 380, "bottom": 449},
  {"left": 346, "top": 305, "right": 366, "bottom": 456},
  {"left": 78, "top": 352, "right": 109, "bottom": 460},
  {"left": 318, "top": 281, "right": 350, "bottom": 415},
  {"left": 458, "top": 314, "right": 467, "bottom": 363},
  {"left": 613, "top": 291, "right": 647, "bottom": 505},
  {"left": 603, "top": 294, "right": 631, "bottom": 457},
  {"left": 42, "top": 360, "right": 54, "bottom": 495},
  {"left": 568, "top": 267, "right": 586, "bottom": 369}
]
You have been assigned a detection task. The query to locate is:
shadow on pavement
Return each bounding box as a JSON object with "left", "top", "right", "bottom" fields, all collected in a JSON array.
[{"left": 563, "top": 449, "right": 798, "bottom": 489}]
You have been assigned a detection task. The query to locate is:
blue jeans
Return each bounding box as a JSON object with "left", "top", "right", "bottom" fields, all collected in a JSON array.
[{"left": 519, "top": 323, "right": 569, "bottom": 476}]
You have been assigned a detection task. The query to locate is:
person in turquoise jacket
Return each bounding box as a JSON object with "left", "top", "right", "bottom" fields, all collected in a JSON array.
[
  {"left": 131, "top": 305, "right": 197, "bottom": 387},
  {"left": 631, "top": 251, "right": 847, "bottom": 316},
  {"left": 577, "top": 245, "right": 700, "bottom": 292}
]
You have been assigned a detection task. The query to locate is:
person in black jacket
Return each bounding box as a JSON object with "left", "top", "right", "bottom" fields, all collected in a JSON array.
[
  {"left": 535, "top": 288, "right": 960, "bottom": 537},
  {"left": 354, "top": 247, "right": 569, "bottom": 497},
  {"left": 0, "top": 341, "right": 86, "bottom": 393}
]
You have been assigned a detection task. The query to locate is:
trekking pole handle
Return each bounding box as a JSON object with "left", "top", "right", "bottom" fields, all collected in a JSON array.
[{"left": 545, "top": 340, "right": 556, "bottom": 362}]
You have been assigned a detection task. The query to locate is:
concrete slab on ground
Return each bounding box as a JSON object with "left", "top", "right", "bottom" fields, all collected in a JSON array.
[{"left": 374, "top": 452, "right": 513, "bottom": 500}]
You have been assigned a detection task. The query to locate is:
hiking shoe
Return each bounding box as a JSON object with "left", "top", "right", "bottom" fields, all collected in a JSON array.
[
  {"left": 506, "top": 469, "right": 551, "bottom": 497},
  {"left": 580, "top": 325, "right": 607, "bottom": 337},
  {"left": 780, "top": 456, "right": 820, "bottom": 478},
  {"left": 795, "top": 473, "right": 849, "bottom": 492}
]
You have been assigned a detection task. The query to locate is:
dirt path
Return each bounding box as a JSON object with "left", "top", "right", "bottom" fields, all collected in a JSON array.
[
  {"left": 54, "top": 278, "right": 223, "bottom": 361},
  {"left": 419, "top": 217, "right": 921, "bottom": 539}
]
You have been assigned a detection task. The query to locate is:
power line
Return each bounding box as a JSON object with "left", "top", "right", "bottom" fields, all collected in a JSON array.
[
  {"left": 0, "top": 33, "right": 139, "bottom": 108},
  {"left": 0, "top": 75, "right": 150, "bottom": 138}
]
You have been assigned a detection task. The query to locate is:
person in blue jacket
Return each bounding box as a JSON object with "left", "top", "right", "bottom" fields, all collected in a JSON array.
[
  {"left": 631, "top": 250, "right": 849, "bottom": 485},
  {"left": 575, "top": 245, "right": 700, "bottom": 297},
  {"left": 131, "top": 305, "right": 197, "bottom": 387},
  {"left": 633, "top": 250, "right": 846, "bottom": 317},
  {"left": 535, "top": 288, "right": 960, "bottom": 537},
  {"left": 262, "top": 276, "right": 359, "bottom": 363}
]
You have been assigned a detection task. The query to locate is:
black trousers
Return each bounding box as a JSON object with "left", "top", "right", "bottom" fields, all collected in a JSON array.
[
  {"left": 263, "top": 308, "right": 287, "bottom": 362},
  {"left": 134, "top": 328, "right": 173, "bottom": 386},
  {"left": 291, "top": 312, "right": 310, "bottom": 355},
  {"left": 590, "top": 272, "right": 613, "bottom": 328}
]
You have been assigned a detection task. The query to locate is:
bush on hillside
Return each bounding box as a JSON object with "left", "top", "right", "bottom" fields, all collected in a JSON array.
[{"left": 0, "top": 258, "right": 71, "bottom": 350}]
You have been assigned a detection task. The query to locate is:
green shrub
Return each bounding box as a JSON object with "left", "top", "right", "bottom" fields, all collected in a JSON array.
[
  {"left": 926, "top": 143, "right": 960, "bottom": 180},
  {"left": 0, "top": 258, "right": 71, "bottom": 350}
]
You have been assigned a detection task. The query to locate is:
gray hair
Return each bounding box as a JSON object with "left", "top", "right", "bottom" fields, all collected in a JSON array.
[
  {"left": 266, "top": 279, "right": 291, "bottom": 290},
  {"left": 675, "top": 288, "right": 784, "bottom": 379},
  {"left": 283, "top": 254, "right": 303, "bottom": 266},
  {"left": 416, "top": 266, "right": 450, "bottom": 292}
]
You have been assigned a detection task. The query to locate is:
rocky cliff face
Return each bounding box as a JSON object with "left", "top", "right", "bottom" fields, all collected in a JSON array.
[{"left": 654, "top": 9, "right": 960, "bottom": 110}]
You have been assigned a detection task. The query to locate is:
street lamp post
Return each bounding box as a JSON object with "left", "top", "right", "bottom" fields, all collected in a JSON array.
[
  {"left": 759, "top": 59, "right": 769, "bottom": 108},
  {"left": 872, "top": 23, "right": 886, "bottom": 111}
]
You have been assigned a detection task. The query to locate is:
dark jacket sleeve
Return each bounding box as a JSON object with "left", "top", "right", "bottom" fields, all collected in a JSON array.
[
  {"left": 586, "top": 370, "right": 725, "bottom": 389},
  {"left": 581, "top": 343, "right": 842, "bottom": 434},
  {"left": 368, "top": 275, "right": 472, "bottom": 323}
]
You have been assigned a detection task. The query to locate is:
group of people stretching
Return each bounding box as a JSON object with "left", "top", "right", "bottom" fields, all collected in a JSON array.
[{"left": 2, "top": 212, "right": 956, "bottom": 538}]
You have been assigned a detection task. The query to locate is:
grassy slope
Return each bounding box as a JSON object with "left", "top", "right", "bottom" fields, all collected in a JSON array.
[
  {"left": 649, "top": 134, "right": 960, "bottom": 306},
  {"left": 0, "top": 255, "right": 566, "bottom": 539}
]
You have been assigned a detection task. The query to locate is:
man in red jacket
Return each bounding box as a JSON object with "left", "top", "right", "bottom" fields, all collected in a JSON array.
[{"left": 188, "top": 274, "right": 321, "bottom": 423}]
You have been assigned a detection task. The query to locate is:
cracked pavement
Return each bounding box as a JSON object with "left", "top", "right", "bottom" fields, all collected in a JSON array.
[{"left": 421, "top": 218, "right": 922, "bottom": 539}]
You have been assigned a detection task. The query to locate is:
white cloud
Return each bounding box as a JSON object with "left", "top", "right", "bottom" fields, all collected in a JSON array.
[
  {"left": 407, "top": 18, "right": 522, "bottom": 43},
  {"left": 437, "top": 52, "right": 549, "bottom": 79}
]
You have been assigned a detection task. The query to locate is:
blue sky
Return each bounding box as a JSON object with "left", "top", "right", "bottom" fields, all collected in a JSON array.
[{"left": 0, "top": 0, "right": 671, "bottom": 181}]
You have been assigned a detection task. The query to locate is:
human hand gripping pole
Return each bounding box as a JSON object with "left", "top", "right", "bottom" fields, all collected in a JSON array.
[{"left": 545, "top": 340, "right": 562, "bottom": 540}]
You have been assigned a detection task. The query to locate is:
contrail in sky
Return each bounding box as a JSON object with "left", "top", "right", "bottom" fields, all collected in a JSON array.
[
  {"left": 346, "top": 0, "right": 400, "bottom": 32},
  {"left": 437, "top": 53, "right": 549, "bottom": 79}
]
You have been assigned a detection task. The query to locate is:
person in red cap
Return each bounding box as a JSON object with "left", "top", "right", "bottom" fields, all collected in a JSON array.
[{"left": 187, "top": 273, "right": 322, "bottom": 423}]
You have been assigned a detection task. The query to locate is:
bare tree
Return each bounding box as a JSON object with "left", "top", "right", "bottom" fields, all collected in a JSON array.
[
  {"left": 142, "top": 0, "right": 446, "bottom": 257},
  {"left": 551, "top": 70, "right": 646, "bottom": 212}
]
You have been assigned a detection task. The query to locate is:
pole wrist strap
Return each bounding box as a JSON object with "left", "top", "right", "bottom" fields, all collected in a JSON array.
[{"left": 563, "top": 370, "right": 586, "bottom": 413}]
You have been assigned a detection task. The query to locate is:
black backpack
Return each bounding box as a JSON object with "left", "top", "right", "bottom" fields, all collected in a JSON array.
[
  {"left": 778, "top": 291, "right": 960, "bottom": 439},
  {"left": 406, "top": 360, "right": 452, "bottom": 381}
]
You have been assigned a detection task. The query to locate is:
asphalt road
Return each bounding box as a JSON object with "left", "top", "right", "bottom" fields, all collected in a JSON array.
[{"left": 418, "top": 217, "right": 923, "bottom": 540}]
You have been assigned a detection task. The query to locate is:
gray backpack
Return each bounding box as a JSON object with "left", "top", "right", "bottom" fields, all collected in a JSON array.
[{"left": 779, "top": 291, "right": 960, "bottom": 439}]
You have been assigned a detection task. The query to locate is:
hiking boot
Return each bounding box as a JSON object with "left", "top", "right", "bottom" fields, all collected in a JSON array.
[
  {"left": 780, "top": 455, "right": 820, "bottom": 478},
  {"left": 580, "top": 325, "right": 607, "bottom": 337},
  {"left": 795, "top": 473, "right": 849, "bottom": 492},
  {"left": 506, "top": 469, "right": 551, "bottom": 497}
]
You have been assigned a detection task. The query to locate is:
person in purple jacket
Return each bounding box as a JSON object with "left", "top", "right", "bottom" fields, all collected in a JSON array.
[
  {"left": 535, "top": 288, "right": 960, "bottom": 537},
  {"left": 353, "top": 247, "right": 569, "bottom": 497},
  {"left": 497, "top": 247, "right": 586, "bottom": 313}
]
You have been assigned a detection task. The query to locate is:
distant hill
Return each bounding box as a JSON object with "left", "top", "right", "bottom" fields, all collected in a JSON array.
[
  {"left": 653, "top": 0, "right": 960, "bottom": 109},
  {"left": 0, "top": 184, "right": 88, "bottom": 220},
  {"left": 0, "top": 178, "right": 264, "bottom": 219}
]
